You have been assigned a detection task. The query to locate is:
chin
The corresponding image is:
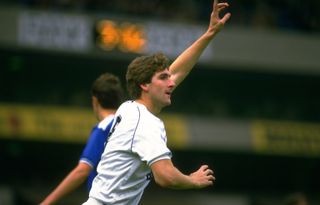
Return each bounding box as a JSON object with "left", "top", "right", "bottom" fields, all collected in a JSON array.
[{"left": 160, "top": 101, "right": 171, "bottom": 108}]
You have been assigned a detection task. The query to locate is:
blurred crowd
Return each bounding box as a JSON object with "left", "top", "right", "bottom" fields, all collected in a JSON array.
[{"left": 2, "top": 0, "right": 320, "bottom": 33}]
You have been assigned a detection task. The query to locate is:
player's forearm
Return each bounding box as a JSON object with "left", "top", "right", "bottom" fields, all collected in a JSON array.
[
  {"left": 40, "top": 169, "right": 88, "bottom": 204},
  {"left": 152, "top": 160, "right": 199, "bottom": 189},
  {"left": 41, "top": 178, "right": 84, "bottom": 205},
  {"left": 152, "top": 160, "right": 214, "bottom": 190},
  {"left": 154, "top": 166, "right": 196, "bottom": 189},
  {"left": 169, "top": 33, "right": 214, "bottom": 88},
  {"left": 169, "top": 0, "right": 230, "bottom": 88}
]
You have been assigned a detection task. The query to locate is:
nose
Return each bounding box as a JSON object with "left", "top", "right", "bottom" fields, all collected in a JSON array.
[{"left": 168, "top": 78, "right": 176, "bottom": 88}]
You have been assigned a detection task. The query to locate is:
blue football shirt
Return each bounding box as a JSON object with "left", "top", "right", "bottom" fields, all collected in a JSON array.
[{"left": 79, "top": 115, "right": 114, "bottom": 191}]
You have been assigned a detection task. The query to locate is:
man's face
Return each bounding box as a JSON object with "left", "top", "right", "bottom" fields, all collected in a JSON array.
[{"left": 146, "top": 68, "right": 176, "bottom": 108}]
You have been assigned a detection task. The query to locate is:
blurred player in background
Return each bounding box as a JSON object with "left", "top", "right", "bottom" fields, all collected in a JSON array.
[
  {"left": 82, "top": 0, "right": 231, "bottom": 205},
  {"left": 40, "top": 72, "right": 124, "bottom": 205}
]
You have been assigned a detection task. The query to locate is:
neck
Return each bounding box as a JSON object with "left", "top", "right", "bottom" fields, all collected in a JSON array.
[
  {"left": 135, "top": 98, "right": 161, "bottom": 115},
  {"left": 97, "top": 108, "right": 116, "bottom": 121}
]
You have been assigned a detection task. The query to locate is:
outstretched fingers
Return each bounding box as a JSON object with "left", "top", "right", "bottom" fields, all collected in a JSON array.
[
  {"left": 212, "top": 0, "right": 231, "bottom": 18},
  {"left": 213, "top": 0, "right": 218, "bottom": 9},
  {"left": 209, "top": 0, "right": 231, "bottom": 32},
  {"left": 213, "top": 0, "right": 229, "bottom": 13},
  {"left": 217, "top": 3, "right": 229, "bottom": 12},
  {"left": 220, "top": 12, "right": 231, "bottom": 24}
]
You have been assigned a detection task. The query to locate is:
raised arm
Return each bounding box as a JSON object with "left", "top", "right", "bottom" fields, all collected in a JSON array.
[{"left": 169, "top": 0, "right": 231, "bottom": 88}]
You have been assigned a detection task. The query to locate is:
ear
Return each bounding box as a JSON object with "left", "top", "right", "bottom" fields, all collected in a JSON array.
[
  {"left": 140, "top": 83, "right": 149, "bottom": 92},
  {"left": 92, "top": 96, "right": 99, "bottom": 107}
]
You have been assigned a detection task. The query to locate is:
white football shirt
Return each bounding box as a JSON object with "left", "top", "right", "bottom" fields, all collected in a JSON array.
[{"left": 88, "top": 101, "right": 172, "bottom": 205}]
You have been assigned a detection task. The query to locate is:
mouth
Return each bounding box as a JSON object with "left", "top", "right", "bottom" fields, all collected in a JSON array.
[{"left": 165, "top": 91, "right": 172, "bottom": 97}]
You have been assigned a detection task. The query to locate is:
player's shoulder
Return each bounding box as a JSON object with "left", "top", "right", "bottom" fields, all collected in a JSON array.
[
  {"left": 116, "top": 101, "right": 161, "bottom": 123},
  {"left": 117, "top": 100, "right": 140, "bottom": 113},
  {"left": 115, "top": 101, "right": 149, "bottom": 125}
]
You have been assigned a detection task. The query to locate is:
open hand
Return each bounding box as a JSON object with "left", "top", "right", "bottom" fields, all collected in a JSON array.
[{"left": 207, "top": 0, "right": 231, "bottom": 36}]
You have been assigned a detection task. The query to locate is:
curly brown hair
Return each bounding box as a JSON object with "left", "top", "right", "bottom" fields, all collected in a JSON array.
[{"left": 126, "top": 52, "right": 170, "bottom": 99}]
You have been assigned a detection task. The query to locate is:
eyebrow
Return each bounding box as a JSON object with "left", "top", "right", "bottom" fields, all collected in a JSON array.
[{"left": 158, "top": 72, "right": 171, "bottom": 79}]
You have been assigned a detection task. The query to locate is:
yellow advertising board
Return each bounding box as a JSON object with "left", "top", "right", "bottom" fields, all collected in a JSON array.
[
  {"left": 0, "top": 103, "right": 96, "bottom": 143},
  {"left": 0, "top": 104, "right": 189, "bottom": 148},
  {"left": 252, "top": 120, "right": 320, "bottom": 157},
  {"left": 161, "top": 114, "right": 189, "bottom": 149}
]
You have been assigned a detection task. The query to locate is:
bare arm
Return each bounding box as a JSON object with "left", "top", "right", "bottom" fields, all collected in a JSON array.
[
  {"left": 170, "top": 0, "right": 231, "bottom": 88},
  {"left": 150, "top": 159, "right": 215, "bottom": 189},
  {"left": 40, "top": 162, "right": 91, "bottom": 205}
]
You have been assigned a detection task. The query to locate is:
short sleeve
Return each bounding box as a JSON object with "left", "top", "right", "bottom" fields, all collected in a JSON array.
[
  {"left": 131, "top": 120, "right": 172, "bottom": 166},
  {"left": 79, "top": 126, "right": 108, "bottom": 168}
]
